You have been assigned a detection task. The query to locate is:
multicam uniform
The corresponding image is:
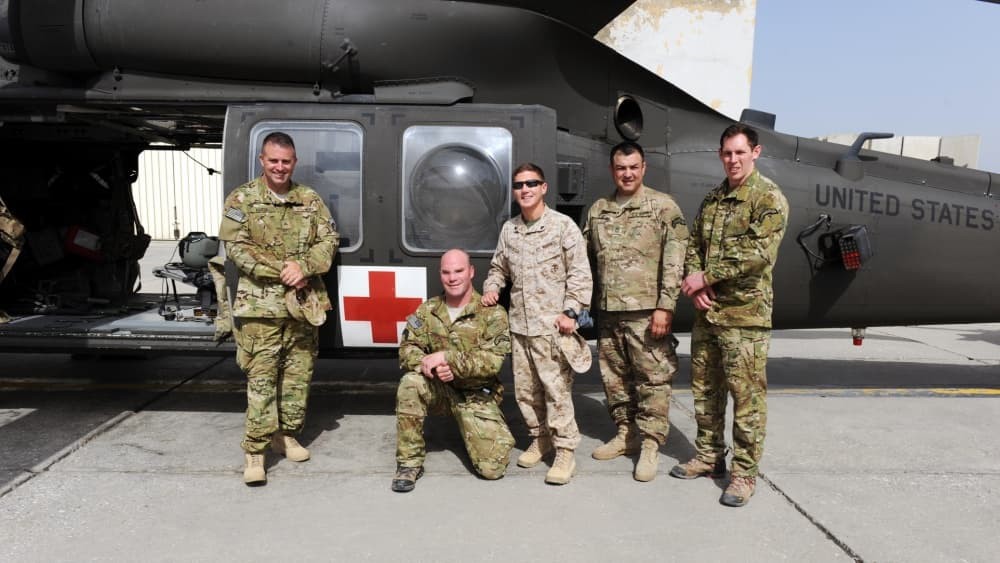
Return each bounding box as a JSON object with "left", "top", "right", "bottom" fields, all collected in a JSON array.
[
  {"left": 583, "top": 185, "right": 689, "bottom": 444},
  {"left": 483, "top": 207, "right": 592, "bottom": 451},
  {"left": 0, "top": 195, "right": 25, "bottom": 286},
  {"left": 219, "top": 176, "right": 339, "bottom": 454},
  {"left": 685, "top": 168, "right": 788, "bottom": 477},
  {"left": 396, "top": 291, "right": 514, "bottom": 478}
]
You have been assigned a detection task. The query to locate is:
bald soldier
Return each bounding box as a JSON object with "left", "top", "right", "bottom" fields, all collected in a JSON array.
[
  {"left": 671, "top": 124, "right": 788, "bottom": 507},
  {"left": 583, "top": 141, "right": 689, "bottom": 482},
  {"left": 392, "top": 249, "right": 515, "bottom": 493},
  {"left": 219, "top": 131, "right": 339, "bottom": 486}
]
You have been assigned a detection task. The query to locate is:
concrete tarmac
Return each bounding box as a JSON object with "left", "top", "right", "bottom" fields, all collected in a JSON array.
[{"left": 1, "top": 324, "right": 999, "bottom": 562}]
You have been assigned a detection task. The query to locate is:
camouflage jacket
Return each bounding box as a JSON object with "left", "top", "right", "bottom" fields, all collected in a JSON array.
[
  {"left": 219, "top": 177, "right": 339, "bottom": 319},
  {"left": 399, "top": 291, "right": 512, "bottom": 391},
  {"left": 484, "top": 207, "right": 592, "bottom": 336},
  {"left": 0, "top": 196, "right": 26, "bottom": 282},
  {"left": 583, "top": 185, "right": 689, "bottom": 313},
  {"left": 685, "top": 169, "right": 788, "bottom": 328}
]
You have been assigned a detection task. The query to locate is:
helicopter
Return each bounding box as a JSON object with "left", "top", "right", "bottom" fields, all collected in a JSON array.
[{"left": 0, "top": 0, "right": 997, "bottom": 355}]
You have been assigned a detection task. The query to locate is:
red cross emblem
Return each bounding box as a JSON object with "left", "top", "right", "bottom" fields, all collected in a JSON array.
[{"left": 342, "top": 270, "right": 424, "bottom": 344}]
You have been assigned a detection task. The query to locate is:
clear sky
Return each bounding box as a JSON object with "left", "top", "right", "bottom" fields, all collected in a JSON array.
[{"left": 750, "top": 0, "right": 998, "bottom": 172}]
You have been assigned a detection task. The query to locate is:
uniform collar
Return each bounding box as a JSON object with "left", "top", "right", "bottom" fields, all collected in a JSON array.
[
  {"left": 604, "top": 184, "right": 648, "bottom": 210},
  {"left": 431, "top": 290, "right": 482, "bottom": 321},
  {"left": 253, "top": 176, "right": 304, "bottom": 203},
  {"left": 712, "top": 169, "right": 759, "bottom": 202},
  {"left": 514, "top": 206, "right": 550, "bottom": 232}
]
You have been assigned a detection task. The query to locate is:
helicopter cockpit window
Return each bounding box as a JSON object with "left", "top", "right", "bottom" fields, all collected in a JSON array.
[
  {"left": 248, "top": 121, "right": 363, "bottom": 252},
  {"left": 401, "top": 126, "right": 511, "bottom": 253}
]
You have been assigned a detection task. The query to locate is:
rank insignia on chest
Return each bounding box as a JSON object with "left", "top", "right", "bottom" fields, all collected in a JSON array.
[{"left": 225, "top": 207, "right": 246, "bottom": 223}]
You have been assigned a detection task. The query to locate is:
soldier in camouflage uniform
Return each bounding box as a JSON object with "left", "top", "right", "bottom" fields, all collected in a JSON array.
[
  {"left": 583, "top": 141, "right": 689, "bottom": 482},
  {"left": 218, "top": 132, "right": 339, "bottom": 486},
  {"left": 0, "top": 195, "right": 26, "bottom": 324},
  {"left": 671, "top": 124, "right": 788, "bottom": 508},
  {"left": 392, "top": 249, "right": 514, "bottom": 493},
  {"left": 482, "top": 163, "right": 592, "bottom": 485}
]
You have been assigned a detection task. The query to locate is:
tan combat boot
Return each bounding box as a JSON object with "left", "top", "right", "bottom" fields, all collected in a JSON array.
[
  {"left": 591, "top": 423, "right": 640, "bottom": 460},
  {"left": 243, "top": 453, "right": 266, "bottom": 485},
  {"left": 391, "top": 465, "right": 424, "bottom": 493},
  {"left": 720, "top": 475, "right": 756, "bottom": 507},
  {"left": 545, "top": 448, "right": 576, "bottom": 485},
  {"left": 633, "top": 438, "right": 659, "bottom": 482},
  {"left": 669, "top": 456, "right": 727, "bottom": 479},
  {"left": 271, "top": 432, "right": 310, "bottom": 462},
  {"left": 517, "top": 436, "right": 554, "bottom": 468}
]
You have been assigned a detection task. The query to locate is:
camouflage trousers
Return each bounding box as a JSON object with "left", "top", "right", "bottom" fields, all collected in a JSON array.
[
  {"left": 689, "top": 319, "right": 770, "bottom": 477},
  {"left": 235, "top": 317, "right": 318, "bottom": 454},
  {"left": 511, "top": 333, "right": 580, "bottom": 450},
  {"left": 597, "top": 310, "right": 678, "bottom": 444},
  {"left": 395, "top": 372, "right": 514, "bottom": 479}
]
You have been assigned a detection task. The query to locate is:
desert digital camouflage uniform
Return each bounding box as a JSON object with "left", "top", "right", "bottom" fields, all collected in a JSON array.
[
  {"left": 583, "top": 185, "right": 688, "bottom": 443},
  {"left": 219, "top": 176, "right": 339, "bottom": 454},
  {"left": 396, "top": 291, "right": 514, "bottom": 478},
  {"left": 484, "top": 207, "right": 592, "bottom": 450},
  {"left": 685, "top": 168, "right": 788, "bottom": 477}
]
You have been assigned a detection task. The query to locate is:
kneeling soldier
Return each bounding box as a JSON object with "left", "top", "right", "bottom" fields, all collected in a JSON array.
[{"left": 392, "top": 249, "right": 515, "bottom": 492}]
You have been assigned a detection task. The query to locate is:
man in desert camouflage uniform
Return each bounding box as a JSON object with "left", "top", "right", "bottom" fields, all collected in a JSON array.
[
  {"left": 671, "top": 123, "right": 788, "bottom": 508},
  {"left": 392, "top": 249, "right": 514, "bottom": 493},
  {"left": 482, "top": 163, "right": 592, "bottom": 485},
  {"left": 583, "top": 141, "right": 689, "bottom": 482},
  {"left": 218, "top": 131, "right": 339, "bottom": 486}
]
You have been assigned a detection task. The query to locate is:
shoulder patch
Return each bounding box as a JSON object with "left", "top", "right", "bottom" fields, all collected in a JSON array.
[
  {"left": 225, "top": 207, "right": 246, "bottom": 223},
  {"left": 757, "top": 209, "right": 780, "bottom": 221},
  {"left": 406, "top": 314, "right": 423, "bottom": 330}
]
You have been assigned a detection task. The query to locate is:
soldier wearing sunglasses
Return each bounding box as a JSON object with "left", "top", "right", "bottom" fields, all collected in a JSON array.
[{"left": 482, "top": 163, "right": 592, "bottom": 485}]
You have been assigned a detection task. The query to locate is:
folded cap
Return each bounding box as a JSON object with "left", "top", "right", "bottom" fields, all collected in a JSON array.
[
  {"left": 558, "top": 331, "right": 592, "bottom": 374},
  {"left": 285, "top": 285, "right": 328, "bottom": 327}
]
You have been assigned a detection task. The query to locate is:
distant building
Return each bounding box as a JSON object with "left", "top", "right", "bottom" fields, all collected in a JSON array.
[{"left": 132, "top": 147, "right": 223, "bottom": 240}]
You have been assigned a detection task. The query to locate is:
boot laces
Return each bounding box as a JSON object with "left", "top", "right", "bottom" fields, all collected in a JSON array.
[
  {"left": 554, "top": 449, "right": 573, "bottom": 466},
  {"left": 396, "top": 466, "right": 421, "bottom": 480},
  {"left": 728, "top": 475, "right": 755, "bottom": 494},
  {"left": 526, "top": 438, "right": 546, "bottom": 456}
]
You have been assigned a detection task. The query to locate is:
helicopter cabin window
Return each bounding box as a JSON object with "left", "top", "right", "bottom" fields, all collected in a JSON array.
[
  {"left": 248, "top": 122, "right": 363, "bottom": 252},
  {"left": 401, "top": 125, "right": 511, "bottom": 253}
]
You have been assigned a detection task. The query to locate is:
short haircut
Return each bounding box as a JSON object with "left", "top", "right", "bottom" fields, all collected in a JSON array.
[
  {"left": 609, "top": 141, "right": 645, "bottom": 164},
  {"left": 441, "top": 248, "right": 471, "bottom": 267},
  {"left": 720, "top": 124, "right": 759, "bottom": 148},
  {"left": 262, "top": 131, "right": 296, "bottom": 152},
  {"left": 512, "top": 162, "right": 545, "bottom": 182}
]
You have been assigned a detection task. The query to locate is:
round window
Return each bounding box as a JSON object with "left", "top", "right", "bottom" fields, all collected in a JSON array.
[{"left": 407, "top": 143, "right": 505, "bottom": 251}]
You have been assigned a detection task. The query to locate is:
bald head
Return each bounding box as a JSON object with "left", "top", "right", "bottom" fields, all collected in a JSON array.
[
  {"left": 441, "top": 248, "right": 471, "bottom": 268},
  {"left": 440, "top": 249, "right": 475, "bottom": 307}
]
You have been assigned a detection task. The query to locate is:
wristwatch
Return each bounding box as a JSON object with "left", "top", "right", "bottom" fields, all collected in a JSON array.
[{"left": 562, "top": 308, "right": 578, "bottom": 320}]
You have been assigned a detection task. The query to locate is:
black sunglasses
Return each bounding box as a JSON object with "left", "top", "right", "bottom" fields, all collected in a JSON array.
[{"left": 512, "top": 179, "right": 544, "bottom": 190}]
